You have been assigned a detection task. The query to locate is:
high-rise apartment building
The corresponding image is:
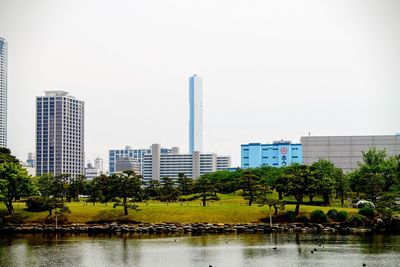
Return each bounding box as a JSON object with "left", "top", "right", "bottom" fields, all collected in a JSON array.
[
  {"left": 36, "top": 91, "right": 85, "bottom": 178},
  {"left": 189, "top": 75, "right": 203, "bottom": 153},
  {"left": 0, "top": 37, "right": 7, "bottom": 147}
]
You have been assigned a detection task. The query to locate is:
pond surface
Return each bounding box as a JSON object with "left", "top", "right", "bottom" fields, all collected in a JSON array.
[{"left": 0, "top": 233, "right": 399, "bottom": 267}]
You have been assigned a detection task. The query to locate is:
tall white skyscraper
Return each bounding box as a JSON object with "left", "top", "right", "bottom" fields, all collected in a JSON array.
[
  {"left": 189, "top": 74, "right": 203, "bottom": 153},
  {"left": 36, "top": 91, "right": 85, "bottom": 178},
  {"left": 0, "top": 37, "right": 7, "bottom": 148}
]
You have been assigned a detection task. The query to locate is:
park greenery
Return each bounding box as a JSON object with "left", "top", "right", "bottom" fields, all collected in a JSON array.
[{"left": 0, "top": 147, "right": 399, "bottom": 225}]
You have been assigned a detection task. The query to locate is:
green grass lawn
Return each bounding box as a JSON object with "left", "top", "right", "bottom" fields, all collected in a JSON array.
[{"left": 0, "top": 193, "right": 358, "bottom": 224}]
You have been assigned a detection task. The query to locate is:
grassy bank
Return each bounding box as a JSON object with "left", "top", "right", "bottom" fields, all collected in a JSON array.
[{"left": 0, "top": 193, "right": 358, "bottom": 224}]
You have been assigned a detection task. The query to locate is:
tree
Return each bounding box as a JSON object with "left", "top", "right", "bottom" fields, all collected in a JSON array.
[
  {"left": 110, "top": 171, "right": 142, "bottom": 215},
  {"left": 335, "top": 171, "right": 349, "bottom": 206},
  {"left": 310, "top": 159, "right": 339, "bottom": 206},
  {"left": 160, "top": 177, "right": 179, "bottom": 204},
  {"left": 67, "top": 175, "right": 86, "bottom": 201},
  {"left": 192, "top": 174, "right": 219, "bottom": 207},
  {"left": 358, "top": 148, "right": 386, "bottom": 202},
  {"left": 0, "top": 148, "right": 19, "bottom": 164},
  {"left": 239, "top": 171, "right": 264, "bottom": 206},
  {"left": 89, "top": 174, "right": 113, "bottom": 205},
  {"left": 0, "top": 162, "right": 34, "bottom": 215},
  {"left": 283, "top": 164, "right": 310, "bottom": 215},
  {"left": 144, "top": 179, "right": 161, "bottom": 200},
  {"left": 177, "top": 173, "right": 193, "bottom": 195}
]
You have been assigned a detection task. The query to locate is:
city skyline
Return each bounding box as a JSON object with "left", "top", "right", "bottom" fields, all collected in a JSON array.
[{"left": 0, "top": 1, "right": 399, "bottom": 168}]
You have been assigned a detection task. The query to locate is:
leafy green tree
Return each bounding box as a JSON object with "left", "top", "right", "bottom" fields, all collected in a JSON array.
[
  {"left": 144, "top": 179, "right": 161, "bottom": 200},
  {"left": 67, "top": 175, "right": 87, "bottom": 201},
  {"left": 110, "top": 171, "right": 142, "bottom": 215},
  {"left": 358, "top": 148, "right": 386, "bottom": 202},
  {"left": 177, "top": 173, "right": 193, "bottom": 195},
  {"left": 282, "top": 164, "right": 311, "bottom": 215},
  {"left": 37, "top": 174, "right": 57, "bottom": 197},
  {"left": 192, "top": 174, "right": 219, "bottom": 207},
  {"left": 0, "top": 148, "right": 19, "bottom": 164},
  {"left": 160, "top": 177, "right": 179, "bottom": 203},
  {"left": 310, "top": 159, "right": 340, "bottom": 206},
  {"left": 239, "top": 171, "right": 264, "bottom": 206},
  {"left": 0, "top": 162, "right": 34, "bottom": 214},
  {"left": 335, "top": 171, "right": 349, "bottom": 206},
  {"left": 88, "top": 174, "right": 113, "bottom": 205}
]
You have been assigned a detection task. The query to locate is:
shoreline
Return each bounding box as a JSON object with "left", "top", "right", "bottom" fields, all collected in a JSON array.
[{"left": 1, "top": 220, "right": 399, "bottom": 235}]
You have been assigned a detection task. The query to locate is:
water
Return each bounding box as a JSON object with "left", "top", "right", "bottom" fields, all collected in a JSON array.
[{"left": 0, "top": 234, "right": 399, "bottom": 267}]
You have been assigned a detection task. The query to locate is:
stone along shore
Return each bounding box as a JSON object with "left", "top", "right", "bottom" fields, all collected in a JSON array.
[{"left": 1, "top": 219, "right": 399, "bottom": 235}]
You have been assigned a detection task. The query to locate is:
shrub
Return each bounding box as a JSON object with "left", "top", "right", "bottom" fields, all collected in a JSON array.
[
  {"left": 327, "top": 209, "right": 338, "bottom": 220},
  {"left": 349, "top": 214, "right": 366, "bottom": 226},
  {"left": 26, "top": 197, "right": 48, "bottom": 212},
  {"left": 285, "top": 211, "right": 296, "bottom": 222},
  {"left": 296, "top": 215, "right": 309, "bottom": 223},
  {"left": 337, "top": 211, "right": 348, "bottom": 222},
  {"left": 310, "top": 210, "right": 328, "bottom": 223},
  {"left": 358, "top": 207, "right": 375, "bottom": 218}
]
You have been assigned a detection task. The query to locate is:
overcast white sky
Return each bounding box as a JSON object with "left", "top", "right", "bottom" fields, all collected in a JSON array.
[{"left": 0, "top": 0, "right": 399, "bottom": 168}]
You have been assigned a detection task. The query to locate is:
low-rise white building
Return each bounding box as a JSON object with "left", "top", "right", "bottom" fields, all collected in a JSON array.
[{"left": 143, "top": 144, "right": 231, "bottom": 181}]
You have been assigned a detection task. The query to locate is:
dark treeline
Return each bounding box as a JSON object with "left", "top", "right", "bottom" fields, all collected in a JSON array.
[{"left": 1, "top": 147, "right": 399, "bottom": 217}]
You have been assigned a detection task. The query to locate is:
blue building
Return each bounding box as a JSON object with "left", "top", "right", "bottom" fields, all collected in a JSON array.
[{"left": 241, "top": 141, "right": 302, "bottom": 168}]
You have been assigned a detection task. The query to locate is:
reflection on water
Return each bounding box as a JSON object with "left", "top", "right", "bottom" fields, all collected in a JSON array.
[{"left": 0, "top": 233, "right": 399, "bottom": 267}]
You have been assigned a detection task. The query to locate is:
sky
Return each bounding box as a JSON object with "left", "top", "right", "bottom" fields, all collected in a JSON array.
[{"left": 0, "top": 0, "right": 399, "bottom": 169}]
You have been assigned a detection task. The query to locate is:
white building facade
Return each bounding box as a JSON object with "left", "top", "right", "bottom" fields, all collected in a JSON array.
[
  {"left": 143, "top": 144, "right": 231, "bottom": 181},
  {"left": 189, "top": 74, "right": 203, "bottom": 153},
  {"left": 109, "top": 146, "right": 172, "bottom": 175},
  {"left": 36, "top": 91, "right": 85, "bottom": 178}
]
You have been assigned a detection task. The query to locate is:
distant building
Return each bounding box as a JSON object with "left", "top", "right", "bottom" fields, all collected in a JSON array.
[
  {"left": 36, "top": 91, "right": 85, "bottom": 178},
  {"left": 189, "top": 74, "right": 203, "bottom": 153},
  {"left": 109, "top": 146, "right": 172, "bottom": 175},
  {"left": 115, "top": 157, "right": 141, "bottom": 174},
  {"left": 85, "top": 163, "right": 100, "bottom": 180},
  {"left": 143, "top": 143, "right": 231, "bottom": 181},
  {"left": 241, "top": 141, "right": 303, "bottom": 168},
  {"left": 26, "top": 153, "right": 36, "bottom": 167},
  {"left": 301, "top": 134, "right": 400, "bottom": 172},
  {"left": 0, "top": 37, "right": 7, "bottom": 148},
  {"left": 94, "top": 157, "right": 103, "bottom": 172}
]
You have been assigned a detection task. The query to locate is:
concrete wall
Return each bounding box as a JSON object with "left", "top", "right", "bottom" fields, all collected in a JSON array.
[{"left": 301, "top": 135, "right": 400, "bottom": 172}]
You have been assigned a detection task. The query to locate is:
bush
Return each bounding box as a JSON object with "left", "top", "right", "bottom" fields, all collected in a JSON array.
[
  {"left": 310, "top": 210, "right": 328, "bottom": 223},
  {"left": 358, "top": 207, "right": 375, "bottom": 218},
  {"left": 327, "top": 209, "right": 338, "bottom": 220},
  {"left": 296, "top": 215, "right": 309, "bottom": 223},
  {"left": 349, "top": 214, "right": 366, "bottom": 226},
  {"left": 337, "top": 211, "right": 348, "bottom": 222},
  {"left": 26, "top": 197, "right": 48, "bottom": 212},
  {"left": 285, "top": 211, "right": 296, "bottom": 222}
]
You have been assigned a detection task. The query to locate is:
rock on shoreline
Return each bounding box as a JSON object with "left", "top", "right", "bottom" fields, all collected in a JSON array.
[{"left": 1, "top": 219, "right": 399, "bottom": 235}]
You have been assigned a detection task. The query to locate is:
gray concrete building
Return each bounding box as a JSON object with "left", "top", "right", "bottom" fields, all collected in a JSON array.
[
  {"left": 115, "top": 156, "right": 141, "bottom": 174},
  {"left": 301, "top": 134, "right": 400, "bottom": 172}
]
